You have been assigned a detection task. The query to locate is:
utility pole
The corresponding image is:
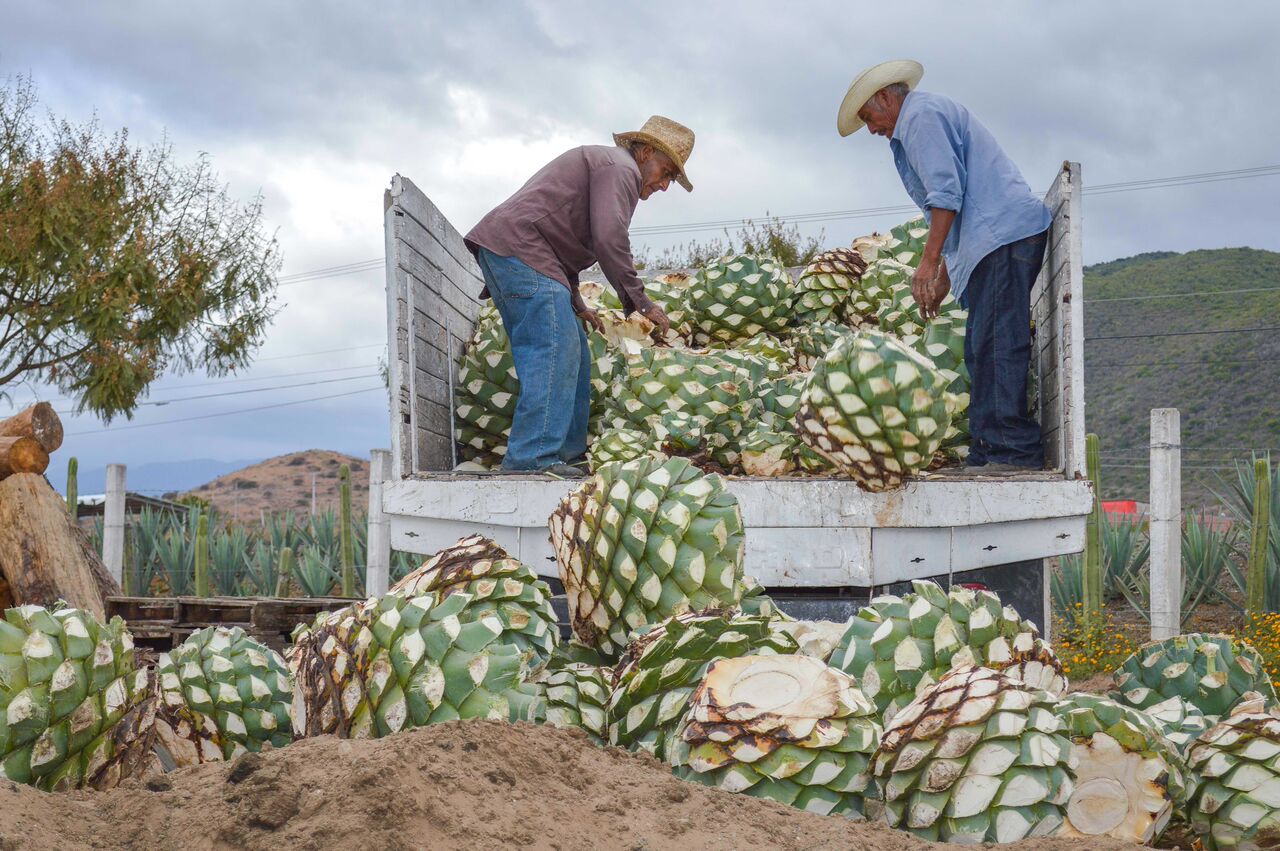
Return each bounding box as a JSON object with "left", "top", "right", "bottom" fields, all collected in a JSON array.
[{"left": 311, "top": 472, "right": 317, "bottom": 515}]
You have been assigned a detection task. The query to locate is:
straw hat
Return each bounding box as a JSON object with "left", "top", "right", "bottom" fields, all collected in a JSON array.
[
  {"left": 614, "top": 116, "right": 695, "bottom": 191},
  {"left": 837, "top": 60, "right": 924, "bottom": 137}
]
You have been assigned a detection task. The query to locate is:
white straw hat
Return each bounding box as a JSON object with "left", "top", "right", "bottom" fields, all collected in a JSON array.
[{"left": 837, "top": 60, "right": 924, "bottom": 137}]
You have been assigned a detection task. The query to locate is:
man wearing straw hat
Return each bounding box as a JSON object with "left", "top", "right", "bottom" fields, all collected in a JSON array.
[
  {"left": 465, "top": 116, "right": 693, "bottom": 476},
  {"left": 838, "top": 62, "right": 1051, "bottom": 471}
]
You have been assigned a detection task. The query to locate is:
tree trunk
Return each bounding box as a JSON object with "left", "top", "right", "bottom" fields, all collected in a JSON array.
[
  {"left": 0, "top": 402, "right": 64, "bottom": 453},
  {"left": 0, "top": 473, "right": 119, "bottom": 620},
  {"left": 0, "top": 436, "right": 50, "bottom": 477}
]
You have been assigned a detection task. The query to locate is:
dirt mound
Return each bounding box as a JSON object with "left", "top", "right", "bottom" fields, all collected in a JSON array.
[{"left": 0, "top": 721, "right": 1140, "bottom": 851}]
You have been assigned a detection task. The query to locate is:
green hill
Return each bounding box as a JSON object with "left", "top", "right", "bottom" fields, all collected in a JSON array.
[{"left": 1082, "top": 247, "right": 1280, "bottom": 506}]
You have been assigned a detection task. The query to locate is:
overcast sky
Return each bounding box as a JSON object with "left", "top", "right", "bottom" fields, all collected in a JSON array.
[{"left": 2, "top": 0, "right": 1278, "bottom": 487}]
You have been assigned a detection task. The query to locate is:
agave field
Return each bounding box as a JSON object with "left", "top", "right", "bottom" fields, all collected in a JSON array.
[
  {"left": 9, "top": 455, "right": 1280, "bottom": 849},
  {"left": 1050, "top": 453, "right": 1280, "bottom": 698},
  {"left": 87, "top": 506, "right": 421, "bottom": 598}
]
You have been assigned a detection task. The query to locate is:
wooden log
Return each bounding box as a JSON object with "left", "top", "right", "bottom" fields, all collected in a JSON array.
[
  {"left": 0, "top": 473, "right": 120, "bottom": 620},
  {"left": 0, "top": 402, "right": 64, "bottom": 453},
  {"left": 0, "top": 436, "right": 50, "bottom": 477}
]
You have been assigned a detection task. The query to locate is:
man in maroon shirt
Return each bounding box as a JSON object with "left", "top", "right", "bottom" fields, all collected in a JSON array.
[{"left": 465, "top": 116, "right": 693, "bottom": 476}]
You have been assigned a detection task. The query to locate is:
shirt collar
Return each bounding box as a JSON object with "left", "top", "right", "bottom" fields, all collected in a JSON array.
[{"left": 890, "top": 90, "right": 919, "bottom": 143}]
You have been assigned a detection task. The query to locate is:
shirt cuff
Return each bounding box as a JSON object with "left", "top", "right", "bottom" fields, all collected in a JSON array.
[{"left": 923, "top": 192, "right": 962, "bottom": 212}]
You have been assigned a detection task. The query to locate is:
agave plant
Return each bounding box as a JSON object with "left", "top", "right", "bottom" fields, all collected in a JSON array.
[
  {"left": 1114, "top": 512, "right": 1236, "bottom": 627},
  {"left": 124, "top": 507, "right": 171, "bottom": 595},
  {"left": 295, "top": 544, "right": 339, "bottom": 597},
  {"left": 1056, "top": 512, "right": 1150, "bottom": 619},
  {"left": 151, "top": 508, "right": 205, "bottom": 595},
  {"left": 242, "top": 543, "right": 280, "bottom": 597},
  {"left": 1214, "top": 453, "right": 1280, "bottom": 611},
  {"left": 208, "top": 525, "right": 252, "bottom": 596}
]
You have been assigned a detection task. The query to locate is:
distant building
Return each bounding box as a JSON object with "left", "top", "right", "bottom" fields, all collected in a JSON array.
[{"left": 75, "top": 492, "right": 189, "bottom": 519}]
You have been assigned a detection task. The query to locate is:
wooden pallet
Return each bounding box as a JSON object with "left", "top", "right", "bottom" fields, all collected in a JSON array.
[{"left": 105, "top": 595, "right": 356, "bottom": 652}]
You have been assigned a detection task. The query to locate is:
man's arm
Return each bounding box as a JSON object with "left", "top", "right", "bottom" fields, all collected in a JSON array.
[
  {"left": 588, "top": 165, "right": 669, "bottom": 334},
  {"left": 899, "top": 106, "right": 966, "bottom": 320}
]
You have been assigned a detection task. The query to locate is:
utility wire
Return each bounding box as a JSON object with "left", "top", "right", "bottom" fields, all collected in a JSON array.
[
  {"left": 67, "top": 386, "right": 385, "bottom": 436},
  {"left": 1088, "top": 325, "right": 1280, "bottom": 342},
  {"left": 1089, "top": 357, "right": 1271, "bottom": 368},
  {"left": 54, "top": 373, "right": 380, "bottom": 414},
  {"left": 630, "top": 163, "right": 1280, "bottom": 236},
  {"left": 1087, "top": 285, "right": 1280, "bottom": 303},
  {"left": 251, "top": 164, "right": 1280, "bottom": 274},
  {"left": 253, "top": 343, "right": 385, "bottom": 362}
]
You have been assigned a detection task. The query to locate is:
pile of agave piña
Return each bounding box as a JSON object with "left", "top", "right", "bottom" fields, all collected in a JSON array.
[
  {"left": 7, "top": 467, "right": 1280, "bottom": 847},
  {"left": 455, "top": 217, "right": 971, "bottom": 492}
]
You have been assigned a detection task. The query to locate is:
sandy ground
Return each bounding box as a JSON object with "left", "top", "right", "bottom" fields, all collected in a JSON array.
[{"left": 0, "top": 720, "right": 1145, "bottom": 851}]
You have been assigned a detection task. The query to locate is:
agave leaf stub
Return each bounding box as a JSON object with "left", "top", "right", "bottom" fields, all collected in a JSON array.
[
  {"left": 549, "top": 456, "right": 747, "bottom": 659},
  {"left": 154, "top": 625, "right": 294, "bottom": 767},
  {"left": 1185, "top": 697, "right": 1280, "bottom": 850},
  {"left": 672, "top": 654, "right": 882, "bottom": 818},
  {"left": 1054, "top": 692, "right": 1189, "bottom": 844},
  {"left": 872, "top": 665, "right": 1075, "bottom": 843}
]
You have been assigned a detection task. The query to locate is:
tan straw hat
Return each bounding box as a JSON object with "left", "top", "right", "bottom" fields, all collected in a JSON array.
[
  {"left": 837, "top": 60, "right": 924, "bottom": 137},
  {"left": 614, "top": 115, "right": 695, "bottom": 191}
]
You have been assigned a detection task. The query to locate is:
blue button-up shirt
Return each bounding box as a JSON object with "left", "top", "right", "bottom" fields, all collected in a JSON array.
[{"left": 890, "top": 91, "right": 1051, "bottom": 298}]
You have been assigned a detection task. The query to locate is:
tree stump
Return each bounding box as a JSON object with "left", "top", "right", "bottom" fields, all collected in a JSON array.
[
  {"left": 0, "top": 473, "right": 119, "bottom": 620},
  {"left": 0, "top": 402, "right": 64, "bottom": 452},
  {"left": 0, "top": 436, "right": 50, "bottom": 477}
]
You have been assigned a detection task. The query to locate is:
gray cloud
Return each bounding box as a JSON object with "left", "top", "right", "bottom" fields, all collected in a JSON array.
[{"left": 2, "top": 0, "right": 1278, "bottom": 475}]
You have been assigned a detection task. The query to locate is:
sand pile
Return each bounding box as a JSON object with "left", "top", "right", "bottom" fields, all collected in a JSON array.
[{"left": 0, "top": 721, "right": 1142, "bottom": 851}]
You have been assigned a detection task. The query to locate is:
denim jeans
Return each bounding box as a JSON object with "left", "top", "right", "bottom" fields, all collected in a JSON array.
[
  {"left": 474, "top": 248, "right": 590, "bottom": 471},
  {"left": 958, "top": 229, "right": 1049, "bottom": 468}
]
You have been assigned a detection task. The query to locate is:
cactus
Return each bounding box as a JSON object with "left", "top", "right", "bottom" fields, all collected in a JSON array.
[
  {"left": 339, "top": 464, "right": 355, "bottom": 597},
  {"left": 194, "top": 512, "right": 210, "bottom": 597},
  {"left": 66, "top": 456, "right": 78, "bottom": 518},
  {"left": 275, "top": 546, "right": 294, "bottom": 598},
  {"left": 1084, "top": 433, "right": 1104, "bottom": 632},
  {"left": 1246, "top": 457, "right": 1272, "bottom": 617}
]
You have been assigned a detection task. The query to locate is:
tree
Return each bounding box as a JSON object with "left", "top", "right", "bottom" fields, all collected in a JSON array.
[{"left": 0, "top": 75, "right": 281, "bottom": 421}]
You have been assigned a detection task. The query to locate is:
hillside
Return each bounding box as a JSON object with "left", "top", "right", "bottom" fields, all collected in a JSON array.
[
  {"left": 182, "top": 449, "right": 370, "bottom": 523},
  {"left": 1083, "top": 247, "right": 1280, "bottom": 506}
]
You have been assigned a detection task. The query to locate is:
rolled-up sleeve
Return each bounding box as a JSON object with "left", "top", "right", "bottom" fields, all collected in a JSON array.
[
  {"left": 900, "top": 106, "right": 966, "bottom": 212},
  {"left": 588, "top": 164, "right": 654, "bottom": 316}
]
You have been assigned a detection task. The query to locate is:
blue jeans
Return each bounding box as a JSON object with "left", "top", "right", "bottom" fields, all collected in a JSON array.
[
  {"left": 474, "top": 248, "right": 590, "bottom": 471},
  {"left": 958, "top": 230, "right": 1049, "bottom": 468}
]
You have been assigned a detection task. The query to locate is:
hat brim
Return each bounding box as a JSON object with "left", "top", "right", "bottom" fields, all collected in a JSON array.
[
  {"left": 614, "top": 131, "right": 693, "bottom": 191},
  {"left": 837, "top": 60, "right": 924, "bottom": 137}
]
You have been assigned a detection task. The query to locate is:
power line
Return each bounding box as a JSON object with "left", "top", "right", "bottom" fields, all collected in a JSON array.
[
  {"left": 1088, "top": 357, "right": 1273, "bottom": 368},
  {"left": 67, "top": 386, "right": 385, "bottom": 435},
  {"left": 1101, "top": 463, "right": 1238, "bottom": 471},
  {"left": 1087, "top": 285, "right": 1280, "bottom": 304},
  {"left": 143, "top": 363, "right": 380, "bottom": 392},
  {"left": 262, "top": 164, "right": 1280, "bottom": 273},
  {"left": 277, "top": 259, "right": 383, "bottom": 287},
  {"left": 54, "top": 373, "right": 380, "bottom": 414},
  {"left": 630, "top": 163, "right": 1280, "bottom": 236},
  {"left": 1088, "top": 325, "right": 1280, "bottom": 342},
  {"left": 253, "top": 343, "right": 385, "bottom": 362}
]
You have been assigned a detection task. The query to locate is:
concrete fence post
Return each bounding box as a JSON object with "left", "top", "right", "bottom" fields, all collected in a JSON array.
[
  {"left": 103, "top": 464, "right": 126, "bottom": 586},
  {"left": 1149, "top": 409, "right": 1182, "bottom": 640},
  {"left": 366, "top": 449, "right": 393, "bottom": 597}
]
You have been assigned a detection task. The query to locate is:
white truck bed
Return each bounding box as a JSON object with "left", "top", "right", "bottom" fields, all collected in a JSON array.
[{"left": 380, "top": 162, "right": 1090, "bottom": 622}]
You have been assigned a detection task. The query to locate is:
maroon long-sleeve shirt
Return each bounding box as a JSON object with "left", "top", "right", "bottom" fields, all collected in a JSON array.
[{"left": 464, "top": 145, "right": 655, "bottom": 316}]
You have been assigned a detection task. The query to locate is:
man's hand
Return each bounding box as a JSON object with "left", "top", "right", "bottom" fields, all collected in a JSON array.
[
  {"left": 577, "top": 308, "right": 606, "bottom": 334},
  {"left": 640, "top": 303, "right": 671, "bottom": 337},
  {"left": 923, "top": 259, "right": 951, "bottom": 322},
  {"left": 912, "top": 256, "right": 951, "bottom": 323}
]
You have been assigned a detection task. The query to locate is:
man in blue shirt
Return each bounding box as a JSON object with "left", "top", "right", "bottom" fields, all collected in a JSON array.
[{"left": 838, "top": 60, "right": 1052, "bottom": 470}]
